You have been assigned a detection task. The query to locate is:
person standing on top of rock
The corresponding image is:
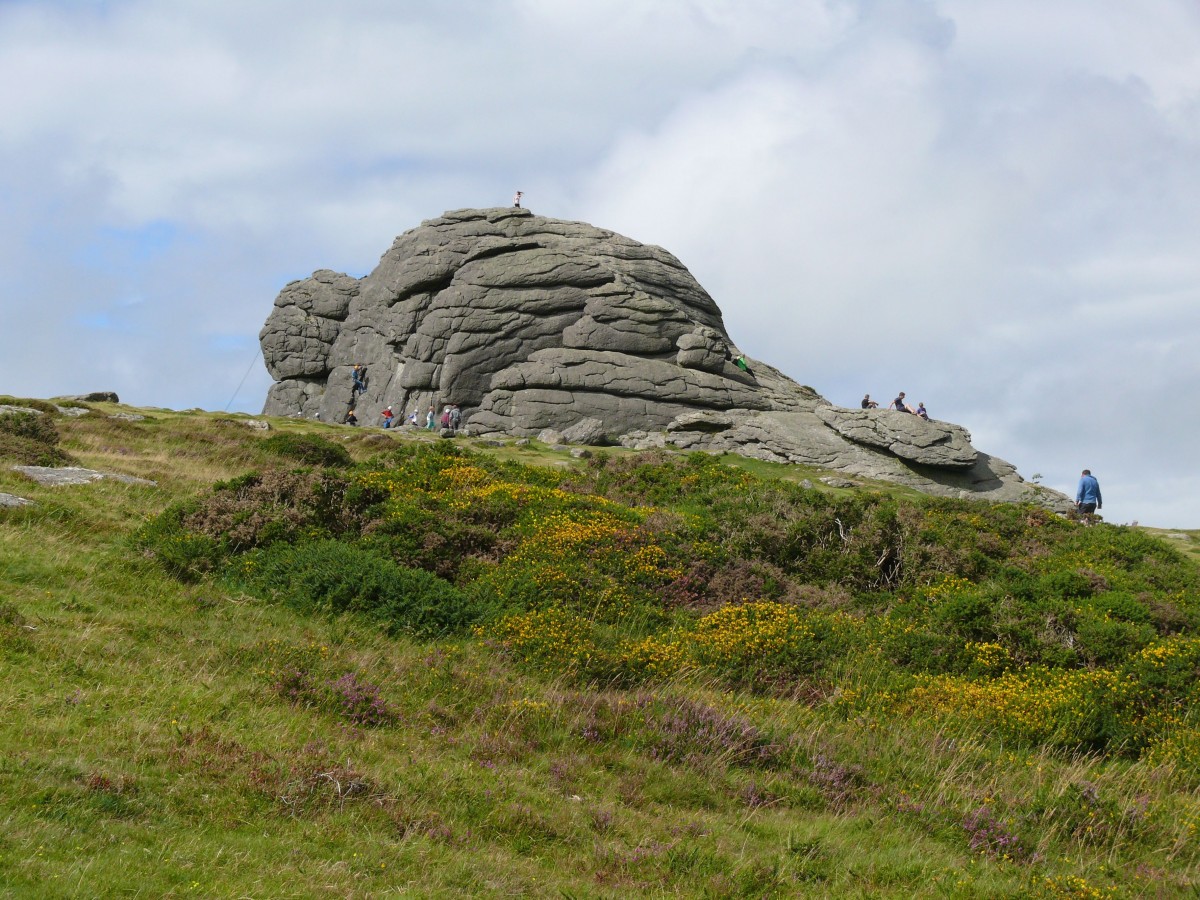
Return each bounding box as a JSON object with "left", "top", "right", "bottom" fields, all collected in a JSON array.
[
  {"left": 1075, "top": 469, "right": 1102, "bottom": 525},
  {"left": 892, "top": 392, "right": 915, "bottom": 413},
  {"left": 861, "top": 394, "right": 878, "bottom": 409},
  {"left": 513, "top": 191, "right": 523, "bottom": 208}
]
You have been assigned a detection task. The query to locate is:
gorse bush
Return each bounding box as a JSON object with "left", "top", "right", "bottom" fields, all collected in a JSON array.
[{"left": 231, "top": 538, "right": 480, "bottom": 636}]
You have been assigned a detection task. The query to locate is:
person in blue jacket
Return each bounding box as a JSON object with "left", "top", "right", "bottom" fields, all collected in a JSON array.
[{"left": 1075, "top": 469, "right": 1102, "bottom": 525}]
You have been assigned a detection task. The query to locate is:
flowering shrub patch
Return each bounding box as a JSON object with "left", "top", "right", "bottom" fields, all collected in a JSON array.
[{"left": 139, "top": 440, "right": 1200, "bottom": 769}]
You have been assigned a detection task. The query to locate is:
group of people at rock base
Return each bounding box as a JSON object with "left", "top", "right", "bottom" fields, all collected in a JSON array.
[
  {"left": 373, "top": 404, "right": 462, "bottom": 432},
  {"left": 862, "top": 392, "right": 928, "bottom": 420}
]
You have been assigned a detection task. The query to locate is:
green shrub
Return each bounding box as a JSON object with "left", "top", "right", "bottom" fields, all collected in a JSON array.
[
  {"left": 261, "top": 432, "right": 353, "bottom": 468},
  {"left": 0, "top": 410, "right": 74, "bottom": 465},
  {"left": 1075, "top": 616, "right": 1157, "bottom": 668},
  {"left": 1086, "top": 591, "right": 1152, "bottom": 625},
  {"left": 130, "top": 501, "right": 223, "bottom": 581},
  {"left": 1037, "top": 570, "right": 1099, "bottom": 600},
  {"left": 232, "top": 539, "right": 481, "bottom": 636}
]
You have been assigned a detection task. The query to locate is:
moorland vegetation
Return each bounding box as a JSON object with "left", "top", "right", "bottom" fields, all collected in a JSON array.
[{"left": 1, "top": 397, "right": 1198, "bottom": 897}]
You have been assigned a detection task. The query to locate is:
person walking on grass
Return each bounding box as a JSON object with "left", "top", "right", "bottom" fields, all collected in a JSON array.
[{"left": 1076, "top": 469, "right": 1102, "bottom": 525}]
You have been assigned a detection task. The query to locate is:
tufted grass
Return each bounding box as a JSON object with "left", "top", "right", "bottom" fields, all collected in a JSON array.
[{"left": 0, "top": 400, "right": 1197, "bottom": 897}]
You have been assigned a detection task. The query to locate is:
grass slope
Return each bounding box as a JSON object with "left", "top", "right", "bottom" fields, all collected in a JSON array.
[{"left": 1, "top": 399, "right": 1198, "bottom": 898}]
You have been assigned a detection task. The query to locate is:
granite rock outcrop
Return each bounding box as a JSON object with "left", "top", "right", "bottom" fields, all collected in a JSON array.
[{"left": 260, "top": 208, "right": 1066, "bottom": 509}]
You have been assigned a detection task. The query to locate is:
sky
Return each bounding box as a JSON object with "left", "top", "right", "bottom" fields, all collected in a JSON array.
[{"left": 1, "top": 0, "right": 1197, "bottom": 528}]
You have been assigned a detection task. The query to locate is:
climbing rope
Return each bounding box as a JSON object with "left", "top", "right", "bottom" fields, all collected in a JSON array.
[{"left": 224, "top": 348, "right": 262, "bottom": 412}]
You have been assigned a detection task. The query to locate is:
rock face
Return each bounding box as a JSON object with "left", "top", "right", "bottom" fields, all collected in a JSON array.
[{"left": 261, "top": 208, "right": 1067, "bottom": 510}]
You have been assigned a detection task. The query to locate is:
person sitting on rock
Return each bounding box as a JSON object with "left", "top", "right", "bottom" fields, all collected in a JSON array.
[
  {"left": 861, "top": 394, "right": 878, "bottom": 409},
  {"left": 915, "top": 402, "right": 929, "bottom": 420},
  {"left": 892, "top": 392, "right": 915, "bottom": 413}
]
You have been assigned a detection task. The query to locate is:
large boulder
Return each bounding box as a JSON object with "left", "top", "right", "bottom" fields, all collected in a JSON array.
[
  {"left": 260, "top": 208, "right": 1067, "bottom": 509},
  {"left": 814, "top": 406, "right": 977, "bottom": 469}
]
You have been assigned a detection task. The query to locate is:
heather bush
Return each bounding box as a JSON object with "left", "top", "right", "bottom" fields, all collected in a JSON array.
[
  {"left": 0, "top": 409, "right": 74, "bottom": 465},
  {"left": 190, "top": 469, "right": 379, "bottom": 551},
  {"left": 271, "top": 664, "right": 397, "bottom": 727},
  {"left": 630, "top": 693, "right": 783, "bottom": 769},
  {"left": 363, "top": 501, "right": 501, "bottom": 581},
  {"left": 134, "top": 468, "right": 386, "bottom": 580},
  {"left": 131, "top": 500, "right": 223, "bottom": 580}
]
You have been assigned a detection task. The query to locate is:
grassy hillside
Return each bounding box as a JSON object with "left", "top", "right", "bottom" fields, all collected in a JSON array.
[{"left": 2, "top": 398, "right": 1198, "bottom": 898}]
